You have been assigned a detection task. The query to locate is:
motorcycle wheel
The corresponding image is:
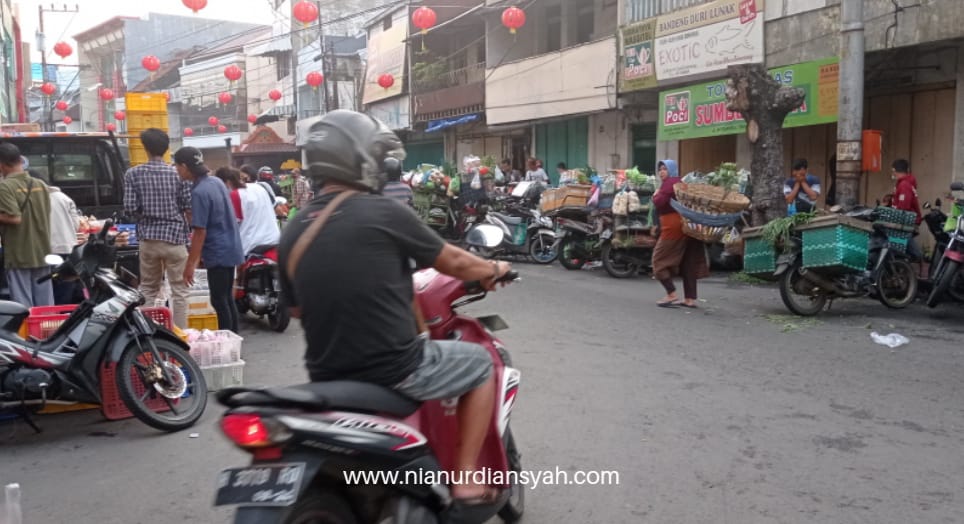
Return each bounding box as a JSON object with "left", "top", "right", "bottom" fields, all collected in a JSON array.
[
  {"left": 281, "top": 490, "right": 358, "bottom": 524},
  {"left": 269, "top": 306, "right": 291, "bottom": 333},
  {"left": 948, "top": 271, "right": 964, "bottom": 303},
  {"left": 235, "top": 298, "right": 248, "bottom": 316},
  {"left": 528, "top": 232, "right": 558, "bottom": 264},
  {"left": 601, "top": 243, "right": 638, "bottom": 279},
  {"left": 927, "top": 260, "right": 960, "bottom": 308},
  {"left": 116, "top": 337, "right": 208, "bottom": 432},
  {"left": 498, "top": 427, "right": 525, "bottom": 523},
  {"left": 557, "top": 238, "right": 586, "bottom": 270},
  {"left": 876, "top": 258, "right": 918, "bottom": 309},
  {"left": 778, "top": 266, "right": 828, "bottom": 316}
]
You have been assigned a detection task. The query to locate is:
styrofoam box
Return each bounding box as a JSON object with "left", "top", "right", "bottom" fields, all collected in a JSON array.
[
  {"left": 201, "top": 360, "right": 245, "bottom": 391},
  {"left": 189, "top": 330, "right": 243, "bottom": 367},
  {"left": 187, "top": 290, "right": 215, "bottom": 315}
]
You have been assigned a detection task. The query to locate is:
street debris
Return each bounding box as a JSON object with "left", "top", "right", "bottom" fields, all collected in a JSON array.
[
  {"left": 870, "top": 332, "right": 910, "bottom": 348},
  {"left": 763, "top": 314, "right": 821, "bottom": 333}
]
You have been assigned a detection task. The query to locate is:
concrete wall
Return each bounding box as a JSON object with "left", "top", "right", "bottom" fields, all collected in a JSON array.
[{"left": 589, "top": 111, "right": 631, "bottom": 171}]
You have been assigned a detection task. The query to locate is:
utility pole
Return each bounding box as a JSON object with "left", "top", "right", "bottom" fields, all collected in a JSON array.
[
  {"left": 329, "top": 41, "right": 339, "bottom": 111},
  {"left": 38, "top": 3, "right": 80, "bottom": 131},
  {"left": 315, "top": 0, "right": 327, "bottom": 115},
  {"left": 835, "top": 0, "right": 866, "bottom": 208}
]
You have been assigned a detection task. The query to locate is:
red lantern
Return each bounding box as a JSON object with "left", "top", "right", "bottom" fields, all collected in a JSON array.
[
  {"left": 412, "top": 6, "right": 437, "bottom": 34},
  {"left": 247, "top": 114, "right": 258, "bottom": 124},
  {"left": 114, "top": 110, "right": 126, "bottom": 121},
  {"left": 53, "top": 42, "right": 72, "bottom": 59},
  {"left": 99, "top": 88, "right": 114, "bottom": 101},
  {"left": 106, "top": 123, "right": 117, "bottom": 132},
  {"left": 184, "top": 127, "right": 194, "bottom": 136},
  {"left": 378, "top": 74, "right": 395, "bottom": 89},
  {"left": 268, "top": 89, "right": 282, "bottom": 101},
  {"left": 54, "top": 100, "right": 68, "bottom": 111},
  {"left": 218, "top": 125, "right": 227, "bottom": 133},
  {"left": 182, "top": 0, "right": 207, "bottom": 13},
  {"left": 62, "top": 116, "right": 73, "bottom": 125},
  {"left": 208, "top": 116, "right": 219, "bottom": 126},
  {"left": 40, "top": 83, "right": 56, "bottom": 96},
  {"left": 292, "top": 1, "right": 319, "bottom": 24},
  {"left": 306, "top": 71, "right": 324, "bottom": 89},
  {"left": 501, "top": 6, "right": 526, "bottom": 34},
  {"left": 218, "top": 92, "right": 233, "bottom": 105},
  {"left": 224, "top": 65, "right": 243, "bottom": 82},
  {"left": 141, "top": 55, "right": 160, "bottom": 73}
]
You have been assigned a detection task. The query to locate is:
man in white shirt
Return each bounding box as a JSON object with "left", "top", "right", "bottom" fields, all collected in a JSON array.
[
  {"left": 48, "top": 186, "right": 82, "bottom": 303},
  {"left": 525, "top": 158, "right": 549, "bottom": 184}
]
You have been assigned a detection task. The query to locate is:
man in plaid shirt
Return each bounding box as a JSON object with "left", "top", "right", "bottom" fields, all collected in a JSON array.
[
  {"left": 291, "top": 168, "right": 313, "bottom": 211},
  {"left": 123, "top": 129, "right": 192, "bottom": 329}
]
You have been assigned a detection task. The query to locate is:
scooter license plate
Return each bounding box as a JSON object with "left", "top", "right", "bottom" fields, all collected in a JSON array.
[{"left": 214, "top": 463, "right": 306, "bottom": 507}]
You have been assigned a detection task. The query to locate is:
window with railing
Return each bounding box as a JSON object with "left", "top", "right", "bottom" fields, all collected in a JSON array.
[{"left": 624, "top": 0, "right": 714, "bottom": 24}]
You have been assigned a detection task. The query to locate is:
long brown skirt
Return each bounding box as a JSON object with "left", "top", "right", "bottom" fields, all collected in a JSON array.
[{"left": 652, "top": 235, "right": 710, "bottom": 282}]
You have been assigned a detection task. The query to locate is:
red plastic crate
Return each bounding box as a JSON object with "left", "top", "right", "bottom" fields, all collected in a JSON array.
[
  {"left": 101, "top": 356, "right": 176, "bottom": 420},
  {"left": 141, "top": 306, "right": 173, "bottom": 330},
  {"left": 25, "top": 304, "right": 78, "bottom": 339}
]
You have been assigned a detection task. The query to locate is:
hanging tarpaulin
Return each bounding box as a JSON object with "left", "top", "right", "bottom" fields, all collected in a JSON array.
[{"left": 426, "top": 113, "right": 480, "bottom": 133}]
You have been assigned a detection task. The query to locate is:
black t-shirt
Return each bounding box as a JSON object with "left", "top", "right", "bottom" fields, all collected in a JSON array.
[{"left": 279, "top": 192, "right": 446, "bottom": 386}]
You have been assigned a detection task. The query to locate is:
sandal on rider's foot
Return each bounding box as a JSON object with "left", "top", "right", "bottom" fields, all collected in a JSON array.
[
  {"left": 452, "top": 487, "right": 501, "bottom": 506},
  {"left": 657, "top": 300, "right": 680, "bottom": 308}
]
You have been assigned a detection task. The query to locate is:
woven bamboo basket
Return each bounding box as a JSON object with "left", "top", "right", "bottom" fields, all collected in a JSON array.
[
  {"left": 674, "top": 183, "right": 750, "bottom": 214},
  {"left": 679, "top": 216, "right": 731, "bottom": 243}
]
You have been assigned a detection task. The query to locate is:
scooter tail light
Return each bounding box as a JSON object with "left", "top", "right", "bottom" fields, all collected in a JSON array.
[{"left": 221, "top": 414, "right": 291, "bottom": 449}]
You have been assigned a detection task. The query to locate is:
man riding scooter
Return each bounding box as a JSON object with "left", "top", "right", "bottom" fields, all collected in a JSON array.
[{"left": 278, "top": 110, "right": 514, "bottom": 505}]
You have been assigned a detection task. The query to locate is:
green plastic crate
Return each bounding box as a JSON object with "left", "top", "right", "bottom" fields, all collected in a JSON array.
[
  {"left": 801, "top": 223, "right": 870, "bottom": 273},
  {"left": 875, "top": 206, "right": 917, "bottom": 226},
  {"left": 743, "top": 236, "right": 776, "bottom": 276}
]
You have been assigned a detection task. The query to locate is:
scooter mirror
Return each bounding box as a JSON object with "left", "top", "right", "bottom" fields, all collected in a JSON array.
[
  {"left": 465, "top": 225, "right": 504, "bottom": 248},
  {"left": 45, "top": 254, "right": 64, "bottom": 266}
]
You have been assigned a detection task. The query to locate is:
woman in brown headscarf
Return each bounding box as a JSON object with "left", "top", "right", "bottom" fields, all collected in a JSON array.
[{"left": 651, "top": 159, "right": 709, "bottom": 308}]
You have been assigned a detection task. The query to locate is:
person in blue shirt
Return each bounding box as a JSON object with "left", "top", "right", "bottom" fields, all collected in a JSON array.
[
  {"left": 783, "top": 158, "right": 822, "bottom": 215},
  {"left": 174, "top": 147, "right": 244, "bottom": 333}
]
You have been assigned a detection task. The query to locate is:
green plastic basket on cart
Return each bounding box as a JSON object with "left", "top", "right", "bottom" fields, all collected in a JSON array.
[{"left": 799, "top": 216, "right": 871, "bottom": 273}]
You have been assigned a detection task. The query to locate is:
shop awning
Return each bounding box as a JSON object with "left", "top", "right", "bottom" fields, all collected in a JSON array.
[{"left": 426, "top": 113, "right": 480, "bottom": 133}]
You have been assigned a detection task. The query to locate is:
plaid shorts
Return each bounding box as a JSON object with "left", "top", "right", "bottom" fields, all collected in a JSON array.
[{"left": 393, "top": 339, "right": 493, "bottom": 401}]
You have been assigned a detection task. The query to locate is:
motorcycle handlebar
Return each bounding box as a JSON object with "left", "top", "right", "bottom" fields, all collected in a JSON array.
[
  {"left": 463, "top": 270, "right": 520, "bottom": 294},
  {"left": 36, "top": 272, "right": 54, "bottom": 284}
]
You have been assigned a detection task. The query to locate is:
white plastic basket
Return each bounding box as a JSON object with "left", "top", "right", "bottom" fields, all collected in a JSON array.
[
  {"left": 188, "top": 330, "right": 243, "bottom": 367},
  {"left": 201, "top": 360, "right": 245, "bottom": 391}
]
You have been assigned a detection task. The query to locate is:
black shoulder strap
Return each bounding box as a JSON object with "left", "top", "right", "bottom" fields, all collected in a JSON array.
[{"left": 19, "top": 177, "right": 35, "bottom": 214}]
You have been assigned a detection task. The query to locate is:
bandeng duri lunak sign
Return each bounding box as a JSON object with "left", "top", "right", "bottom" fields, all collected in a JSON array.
[{"left": 657, "top": 57, "right": 840, "bottom": 141}]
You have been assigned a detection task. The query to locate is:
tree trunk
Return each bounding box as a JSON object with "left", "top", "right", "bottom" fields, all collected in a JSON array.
[{"left": 725, "top": 64, "right": 806, "bottom": 225}]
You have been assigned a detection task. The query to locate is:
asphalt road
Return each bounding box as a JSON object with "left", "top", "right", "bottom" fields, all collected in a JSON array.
[{"left": 3, "top": 265, "right": 964, "bottom": 524}]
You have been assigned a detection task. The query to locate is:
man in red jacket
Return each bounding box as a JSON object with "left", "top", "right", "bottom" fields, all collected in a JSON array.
[{"left": 891, "top": 158, "right": 923, "bottom": 261}]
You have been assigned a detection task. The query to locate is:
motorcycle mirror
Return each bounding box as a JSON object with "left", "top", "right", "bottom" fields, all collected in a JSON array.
[
  {"left": 951, "top": 181, "right": 964, "bottom": 192},
  {"left": 45, "top": 254, "right": 64, "bottom": 266},
  {"left": 465, "top": 225, "right": 504, "bottom": 248}
]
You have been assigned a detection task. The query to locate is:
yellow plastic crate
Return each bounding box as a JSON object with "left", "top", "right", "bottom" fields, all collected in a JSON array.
[
  {"left": 126, "top": 111, "right": 169, "bottom": 132},
  {"left": 128, "top": 142, "right": 170, "bottom": 167},
  {"left": 188, "top": 314, "right": 219, "bottom": 331},
  {"left": 125, "top": 92, "right": 169, "bottom": 113}
]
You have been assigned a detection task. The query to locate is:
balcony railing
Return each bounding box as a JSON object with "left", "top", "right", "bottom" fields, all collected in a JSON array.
[
  {"left": 413, "top": 62, "right": 486, "bottom": 94},
  {"left": 624, "top": 0, "right": 712, "bottom": 24}
]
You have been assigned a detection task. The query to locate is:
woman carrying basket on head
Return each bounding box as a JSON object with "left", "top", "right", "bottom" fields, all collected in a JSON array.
[{"left": 652, "top": 159, "right": 709, "bottom": 308}]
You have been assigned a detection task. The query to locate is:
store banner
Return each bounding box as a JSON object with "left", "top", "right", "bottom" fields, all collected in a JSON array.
[
  {"left": 657, "top": 57, "right": 840, "bottom": 141},
  {"left": 654, "top": 0, "right": 765, "bottom": 81},
  {"left": 362, "top": 23, "right": 407, "bottom": 105},
  {"left": 619, "top": 19, "right": 658, "bottom": 93}
]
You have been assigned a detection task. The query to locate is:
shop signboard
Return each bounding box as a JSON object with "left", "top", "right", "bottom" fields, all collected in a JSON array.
[
  {"left": 619, "top": 19, "right": 657, "bottom": 92},
  {"left": 362, "top": 22, "right": 407, "bottom": 105},
  {"left": 654, "top": 0, "right": 765, "bottom": 82},
  {"left": 657, "top": 57, "right": 840, "bottom": 141}
]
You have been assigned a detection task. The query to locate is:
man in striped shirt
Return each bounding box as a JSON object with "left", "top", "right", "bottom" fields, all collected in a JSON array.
[{"left": 123, "top": 129, "right": 192, "bottom": 329}]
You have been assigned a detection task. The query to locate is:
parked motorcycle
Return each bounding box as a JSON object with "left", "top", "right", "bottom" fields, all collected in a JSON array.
[
  {"left": 777, "top": 209, "right": 918, "bottom": 316},
  {"left": 601, "top": 214, "right": 655, "bottom": 278},
  {"left": 235, "top": 245, "right": 289, "bottom": 332},
  {"left": 475, "top": 201, "right": 557, "bottom": 264},
  {"left": 926, "top": 181, "right": 964, "bottom": 307},
  {"left": 214, "top": 224, "right": 523, "bottom": 524},
  {"left": 0, "top": 221, "right": 207, "bottom": 432},
  {"left": 553, "top": 209, "right": 612, "bottom": 270}
]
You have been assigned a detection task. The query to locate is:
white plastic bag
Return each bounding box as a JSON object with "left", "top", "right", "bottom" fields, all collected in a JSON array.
[
  {"left": 613, "top": 192, "right": 629, "bottom": 216},
  {"left": 870, "top": 332, "right": 909, "bottom": 348},
  {"left": 471, "top": 172, "right": 482, "bottom": 190},
  {"left": 627, "top": 191, "right": 642, "bottom": 213}
]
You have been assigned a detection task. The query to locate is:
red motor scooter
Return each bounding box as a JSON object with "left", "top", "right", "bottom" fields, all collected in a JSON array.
[
  {"left": 213, "top": 225, "right": 523, "bottom": 524},
  {"left": 235, "top": 244, "right": 289, "bottom": 332}
]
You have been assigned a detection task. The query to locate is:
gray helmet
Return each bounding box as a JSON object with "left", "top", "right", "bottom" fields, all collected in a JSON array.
[{"left": 304, "top": 110, "right": 405, "bottom": 193}]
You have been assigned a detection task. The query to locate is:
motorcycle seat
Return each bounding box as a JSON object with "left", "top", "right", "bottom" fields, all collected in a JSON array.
[
  {"left": 216, "top": 381, "right": 421, "bottom": 417},
  {"left": 0, "top": 301, "right": 28, "bottom": 317},
  {"left": 490, "top": 212, "right": 523, "bottom": 225},
  {"left": 249, "top": 244, "right": 278, "bottom": 256}
]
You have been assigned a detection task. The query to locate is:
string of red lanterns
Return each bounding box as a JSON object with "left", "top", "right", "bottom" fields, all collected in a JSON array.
[
  {"left": 54, "top": 100, "right": 68, "bottom": 111},
  {"left": 184, "top": 128, "right": 194, "bottom": 136},
  {"left": 412, "top": 6, "right": 437, "bottom": 34},
  {"left": 502, "top": 6, "right": 526, "bottom": 34},
  {"left": 142, "top": 55, "right": 160, "bottom": 73},
  {"left": 218, "top": 92, "right": 234, "bottom": 105},
  {"left": 106, "top": 123, "right": 116, "bottom": 132},
  {"left": 247, "top": 114, "right": 258, "bottom": 124},
  {"left": 63, "top": 116, "right": 72, "bottom": 125},
  {"left": 208, "top": 116, "right": 219, "bottom": 127},
  {"left": 114, "top": 111, "right": 126, "bottom": 121},
  {"left": 217, "top": 125, "right": 228, "bottom": 133},
  {"left": 306, "top": 71, "right": 324, "bottom": 90},
  {"left": 99, "top": 88, "right": 114, "bottom": 101},
  {"left": 224, "top": 65, "right": 243, "bottom": 82},
  {"left": 40, "top": 83, "right": 56, "bottom": 96},
  {"left": 268, "top": 89, "right": 283, "bottom": 102},
  {"left": 292, "top": 1, "right": 319, "bottom": 25},
  {"left": 378, "top": 74, "right": 395, "bottom": 89}
]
